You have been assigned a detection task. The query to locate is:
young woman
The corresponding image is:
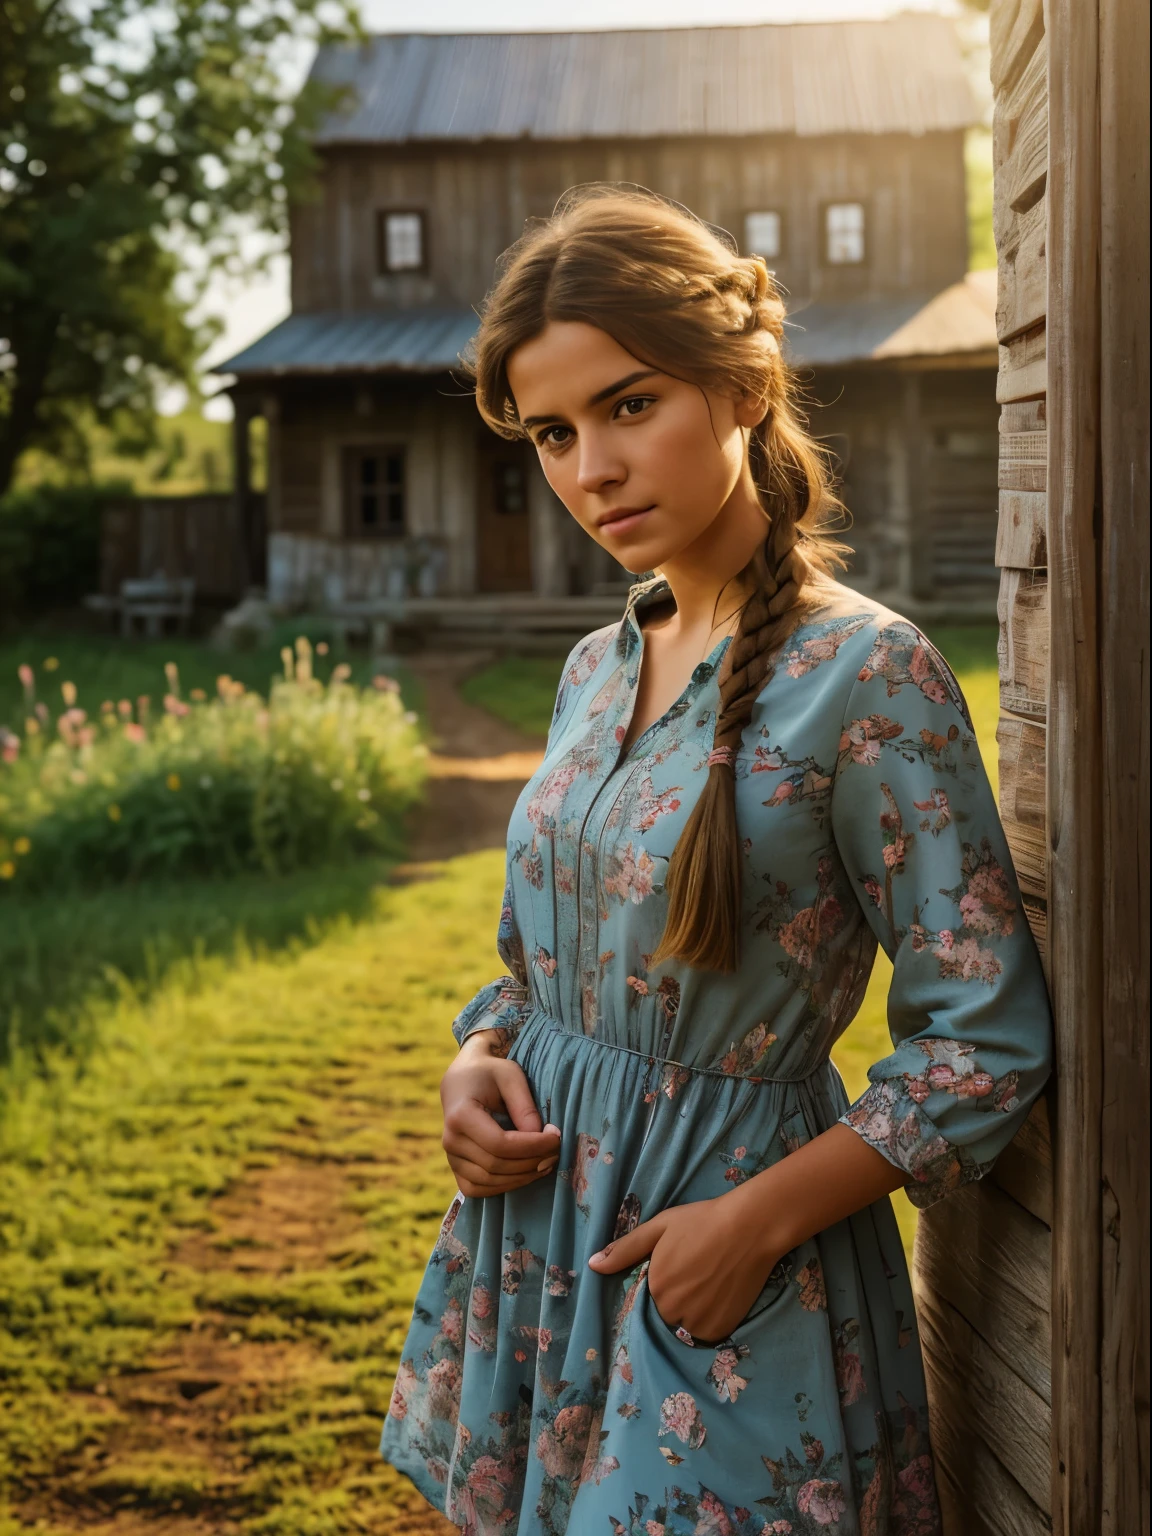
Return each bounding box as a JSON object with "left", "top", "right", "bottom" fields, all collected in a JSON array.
[{"left": 380, "top": 186, "right": 1053, "bottom": 1535}]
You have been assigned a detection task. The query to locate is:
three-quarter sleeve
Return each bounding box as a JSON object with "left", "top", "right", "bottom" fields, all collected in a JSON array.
[{"left": 830, "top": 621, "right": 1053, "bottom": 1209}]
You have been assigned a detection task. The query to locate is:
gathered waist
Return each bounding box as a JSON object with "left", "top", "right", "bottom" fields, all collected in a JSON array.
[{"left": 509, "top": 999, "right": 834, "bottom": 1088}]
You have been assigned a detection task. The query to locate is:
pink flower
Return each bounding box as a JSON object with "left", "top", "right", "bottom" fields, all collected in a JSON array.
[
  {"left": 387, "top": 1359, "right": 418, "bottom": 1420},
  {"left": 658, "top": 1391, "right": 707, "bottom": 1447},
  {"left": 536, "top": 1402, "right": 594, "bottom": 1480},
  {"left": 425, "top": 1357, "right": 462, "bottom": 1420},
  {"left": 733, "top": 1145, "right": 747, "bottom": 1160},
  {"left": 834, "top": 1346, "right": 867, "bottom": 1406},
  {"left": 796, "top": 1260, "right": 828, "bottom": 1312},
  {"left": 937, "top": 929, "right": 954, "bottom": 950},
  {"left": 123, "top": 723, "right": 146, "bottom": 744},
  {"left": 17, "top": 664, "right": 34, "bottom": 694},
  {"left": 797, "top": 1478, "right": 847, "bottom": 1524},
  {"left": 470, "top": 1284, "right": 493, "bottom": 1320}
]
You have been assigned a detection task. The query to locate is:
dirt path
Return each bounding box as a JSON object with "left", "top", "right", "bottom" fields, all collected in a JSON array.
[
  {"left": 400, "top": 653, "right": 545, "bottom": 864},
  {"left": 18, "top": 661, "right": 542, "bottom": 1536}
]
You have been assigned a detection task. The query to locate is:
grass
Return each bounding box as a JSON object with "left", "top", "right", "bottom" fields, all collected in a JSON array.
[{"left": 0, "top": 850, "right": 504, "bottom": 1533}]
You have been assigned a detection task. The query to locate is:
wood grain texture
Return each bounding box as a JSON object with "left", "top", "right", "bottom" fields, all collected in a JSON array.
[
  {"left": 993, "top": 33, "right": 1048, "bottom": 234},
  {"left": 997, "top": 569, "right": 1048, "bottom": 721},
  {"left": 916, "top": 1283, "right": 1052, "bottom": 1512},
  {"left": 998, "top": 190, "right": 1048, "bottom": 342},
  {"left": 1045, "top": 0, "right": 1105, "bottom": 1530},
  {"left": 998, "top": 435, "right": 1047, "bottom": 494},
  {"left": 996, "top": 488, "right": 1047, "bottom": 564},
  {"left": 1097, "top": 0, "right": 1151, "bottom": 1526},
  {"left": 1021, "top": 893, "right": 1048, "bottom": 961},
  {"left": 998, "top": 711, "right": 1047, "bottom": 897},
  {"left": 915, "top": 1177, "right": 1051, "bottom": 1401},
  {"left": 929, "top": 1387, "right": 1052, "bottom": 1536},
  {"left": 998, "top": 323, "right": 1047, "bottom": 403},
  {"left": 990, "top": 0, "right": 1046, "bottom": 95},
  {"left": 993, "top": 1092, "right": 1053, "bottom": 1225}
]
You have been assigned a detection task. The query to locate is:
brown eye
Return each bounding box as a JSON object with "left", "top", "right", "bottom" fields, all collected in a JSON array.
[{"left": 615, "top": 395, "right": 654, "bottom": 419}]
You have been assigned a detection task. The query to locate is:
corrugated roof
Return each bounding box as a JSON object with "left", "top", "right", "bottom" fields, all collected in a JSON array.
[
  {"left": 215, "top": 309, "right": 480, "bottom": 376},
  {"left": 215, "top": 279, "right": 998, "bottom": 379},
  {"left": 309, "top": 17, "right": 976, "bottom": 146},
  {"left": 786, "top": 272, "right": 998, "bottom": 366}
]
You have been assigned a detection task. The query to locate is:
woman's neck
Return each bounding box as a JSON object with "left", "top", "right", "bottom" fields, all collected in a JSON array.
[{"left": 650, "top": 474, "right": 769, "bottom": 645}]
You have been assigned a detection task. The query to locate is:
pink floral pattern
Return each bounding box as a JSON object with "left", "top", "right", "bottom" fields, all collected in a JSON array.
[{"left": 384, "top": 588, "right": 1052, "bottom": 1534}]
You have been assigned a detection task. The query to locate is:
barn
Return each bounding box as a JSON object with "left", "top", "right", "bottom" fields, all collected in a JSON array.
[{"left": 216, "top": 16, "right": 1002, "bottom": 631}]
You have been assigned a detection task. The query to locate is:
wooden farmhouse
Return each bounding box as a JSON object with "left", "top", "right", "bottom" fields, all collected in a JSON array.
[
  {"left": 911, "top": 0, "right": 1149, "bottom": 1530},
  {"left": 216, "top": 16, "right": 1004, "bottom": 636}
]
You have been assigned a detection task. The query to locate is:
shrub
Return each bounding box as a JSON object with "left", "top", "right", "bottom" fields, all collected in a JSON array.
[
  {"left": 0, "top": 639, "right": 427, "bottom": 892},
  {"left": 0, "top": 482, "right": 119, "bottom": 622}
]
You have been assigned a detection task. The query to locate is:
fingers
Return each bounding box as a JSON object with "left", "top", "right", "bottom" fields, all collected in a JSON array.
[
  {"left": 443, "top": 1125, "right": 559, "bottom": 1177},
  {"left": 448, "top": 1154, "right": 557, "bottom": 1199},
  {"left": 587, "top": 1214, "right": 662, "bottom": 1272}
]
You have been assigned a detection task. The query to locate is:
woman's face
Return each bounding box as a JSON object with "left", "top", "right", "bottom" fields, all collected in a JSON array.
[{"left": 505, "top": 321, "right": 764, "bottom": 575}]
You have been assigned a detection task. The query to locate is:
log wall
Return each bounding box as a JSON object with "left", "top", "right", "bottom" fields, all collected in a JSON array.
[
  {"left": 915, "top": 0, "right": 1149, "bottom": 1530},
  {"left": 913, "top": 3, "right": 1054, "bottom": 1531}
]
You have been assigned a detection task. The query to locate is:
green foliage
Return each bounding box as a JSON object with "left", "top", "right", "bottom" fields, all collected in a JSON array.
[
  {"left": 14, "top": 409, "right": 243, "bottom": 497},
  {"left": 0, "top": 481, "right": 120, "bottom": 622},
  {"left": 0, "top": 0, "right": 358, "bottom": 494},
  {"left": 0, "top": 640, "right": 427, "bottom": 894}
]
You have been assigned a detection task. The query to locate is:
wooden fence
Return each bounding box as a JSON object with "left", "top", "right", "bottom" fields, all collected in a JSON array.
[{"left": 100, "top": 496, "right": 255, "bottom": 604}]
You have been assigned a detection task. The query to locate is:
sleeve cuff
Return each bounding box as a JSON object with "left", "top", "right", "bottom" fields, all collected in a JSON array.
[
  {"left": 452, "top": 977, "right": 533, "bottom": 1050},
  {"left": 838, "top": 1079, "right": 994, "bottom": 1210}
]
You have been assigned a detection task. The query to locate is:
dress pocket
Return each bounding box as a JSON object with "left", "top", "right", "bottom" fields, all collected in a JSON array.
[{"left": 640, "top": 1248, "right": 800, "bottom": 1348}]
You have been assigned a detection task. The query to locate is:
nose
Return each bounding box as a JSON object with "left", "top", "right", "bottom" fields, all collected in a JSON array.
[{"left": 575, "top": 430, "right": 626, "bottom": 495}]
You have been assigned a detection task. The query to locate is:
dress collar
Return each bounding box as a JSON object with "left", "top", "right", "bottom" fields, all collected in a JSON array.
[{"left": 616, "top": 574, "right": 732, "bottom": 683}]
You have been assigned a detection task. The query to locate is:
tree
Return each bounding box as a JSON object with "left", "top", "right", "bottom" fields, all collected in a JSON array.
[{"left": 0, "top": 0, "right": 356, "bottom": 498}]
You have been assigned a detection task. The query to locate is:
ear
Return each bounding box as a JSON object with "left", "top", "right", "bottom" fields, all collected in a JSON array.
[{"left": 734, "top": 389, "right": 771, "bottom": 430}]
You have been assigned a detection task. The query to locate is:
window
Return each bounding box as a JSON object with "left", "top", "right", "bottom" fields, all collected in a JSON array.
[
  {"left": 493, "top": 460, "right": 527, "bottom": 516},
  {"left": 744, "top": 210, "right": 782, "bottom": 261},
  {"left": 344, "top": 447, "right": 406, "bottom": 536},
  {"left": 825, "top": 202, "right": 866, "bottom": 265},
  {"left": 377, "top": 211, "right": 426, "bottom": 273}
]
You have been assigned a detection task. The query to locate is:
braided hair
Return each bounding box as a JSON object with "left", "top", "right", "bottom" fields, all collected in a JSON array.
[{"left": 468, "top": 184, "right": 848, "bottom": 972}]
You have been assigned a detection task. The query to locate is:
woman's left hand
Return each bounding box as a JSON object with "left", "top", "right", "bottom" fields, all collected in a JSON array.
[{"left": 586, "top": 1194, "right": 787, "bottom": 1344}]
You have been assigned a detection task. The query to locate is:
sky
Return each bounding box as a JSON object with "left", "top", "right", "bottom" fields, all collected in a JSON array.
[{"left": 194, "top": 0, "right": 977, "bottom": 417}]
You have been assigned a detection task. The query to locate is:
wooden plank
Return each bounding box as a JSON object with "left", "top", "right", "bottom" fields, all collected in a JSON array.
[
  {"left": 1046, "top": 0, "right": 1104, "bottom": 1530},
  {"left": 998, "top": 323, "right": 1047, "bottom": 403},
  {"left": 1022, "top": 893, "right": 1048, "bottom": 961},
  {"left": 997, "top": 569, "right": 1048, "bottom": 721},
  {"left": 993, "top": 1093, "right": 1054, "bottom": 1226},
  {"left": 1097, "top": 0, "right": 1150, "bottom": 1527},
  {"left": 915, "top": 1284, "right": 1052, "bottom": 1512},
  {"left": 998, "top": 189, "right": 1048, "bottom": 342},
  {"left": 915, "top": 1178, "right": 1051, "bottom": 1401},
  {"left": 990, "top": 0, "right": 1046, "bottom": 95},
  {"left": 997, "top": 710, "right": 1047, "bottom": 898},
  {"left": 929, "top": 1385, "right": 1051, "bottom": 1536},
  {"left": 1001, "top": 400, "right": 1047, "bottom": 434},
  {"left": 996, "top": 488, "right": 1047, "bottom": 563},
  {"left": 998, "top": 441, "right": 1046, "bottom": 494},
  {"left": 994, "top": 33, "right": 1048, "bottom": 231}
]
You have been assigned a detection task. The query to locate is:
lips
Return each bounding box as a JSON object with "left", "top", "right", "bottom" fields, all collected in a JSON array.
[{"left": 597, "top": 505, "right": 654, "bottom": 535}]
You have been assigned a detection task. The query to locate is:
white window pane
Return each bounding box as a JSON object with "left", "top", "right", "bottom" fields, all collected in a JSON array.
[
  {"left": 385, "top": 212, "right": 423, "bottom": 271},
  {"left": 826, "top": 203, "right": 865, "bottom": 264},
  {"left": 744, "top": 210, "right": 781, "bottom": 260}
]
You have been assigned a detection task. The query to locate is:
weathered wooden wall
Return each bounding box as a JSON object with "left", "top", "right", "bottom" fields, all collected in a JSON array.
[
  {"left": 290, "top": 132, "right": 969, "bottom": 315},
  {"left": 913, "top": 2, "right": 1054, "bottom": 1530},
  {"left": 100, "top": 496, "right": 247, "bottom": 603},
  {"left": 915, "top": 0, "right": 1149, "bottom": 1530}
]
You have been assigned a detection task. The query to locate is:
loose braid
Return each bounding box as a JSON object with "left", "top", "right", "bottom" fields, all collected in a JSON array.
[{"left": 467, "top": 183, "right": 849, "bottom": 973}]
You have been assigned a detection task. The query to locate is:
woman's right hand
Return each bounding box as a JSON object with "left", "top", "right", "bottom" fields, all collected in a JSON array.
[{"left": 440, "top": 1029, "right": 562, "bottom": 1198}]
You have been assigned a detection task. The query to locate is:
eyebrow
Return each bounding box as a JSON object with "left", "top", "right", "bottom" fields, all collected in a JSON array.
[{"left": 521, "top": 369, "right": 661, "bottom": 429}]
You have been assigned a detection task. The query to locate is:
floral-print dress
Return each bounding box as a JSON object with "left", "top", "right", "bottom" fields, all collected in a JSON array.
[{"left": 380, "top": 579, "right": 1053, "bottom": 1535}]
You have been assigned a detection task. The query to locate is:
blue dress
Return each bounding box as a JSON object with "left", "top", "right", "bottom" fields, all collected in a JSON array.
[{"left": 380, "top": 578, "right": 1053, "bottom": 1535}]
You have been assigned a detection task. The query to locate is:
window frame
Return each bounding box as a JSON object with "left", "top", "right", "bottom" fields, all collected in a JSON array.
[
  {"left": 822, "top": 200, "right": 868, "bottom": 267},
  {"left": 743, "top": 209, "right": 784, "bottom": 262},
  {"left": 342, "top": 444, "right": 408, "bottom": 538},
  {"left": 376, "top": 209, "right": 429, "bottom": 275}
]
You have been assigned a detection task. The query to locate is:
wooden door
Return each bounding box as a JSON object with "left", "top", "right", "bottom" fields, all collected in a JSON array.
[{"left": 476, "top": 436, "right": 533, "bottom": 593}]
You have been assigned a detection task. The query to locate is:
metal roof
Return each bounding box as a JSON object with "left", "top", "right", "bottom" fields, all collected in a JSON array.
[
  {"left": 785, "top": 273, "right": 998, "bottom": 367},
  {"left": 309, "top": 17, "right": 976, "bottom": 146},
  {"left": 215, "top": 278, "right": 998, "bottom": 379},
  {"left": 214, "top": 309, "right": 480, "bottom": 376}
]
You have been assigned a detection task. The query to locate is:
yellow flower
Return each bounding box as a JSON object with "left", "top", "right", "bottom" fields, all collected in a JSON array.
[
  {"left": 166, "top": 773, "right": 181, "bottom": 791},
  {"left": 108, "top": 804, "right": 122, "bottom": 822},
  {"left": 13, "top": 837, "right": 30, "bottom": 856},
  {"left": 0, "top": 861, "right": 15, "bottom": 880},
  {"left": 61, "top": 680, "right": 77, "bottom": 707},
  {"left": 43, "top": 656, "right": 59, "bottom": 671}
]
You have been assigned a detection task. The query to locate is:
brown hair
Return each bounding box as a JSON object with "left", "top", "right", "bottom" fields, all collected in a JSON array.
[{"left": 467, "top": 184, "right": 848, "bottom": 972}]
